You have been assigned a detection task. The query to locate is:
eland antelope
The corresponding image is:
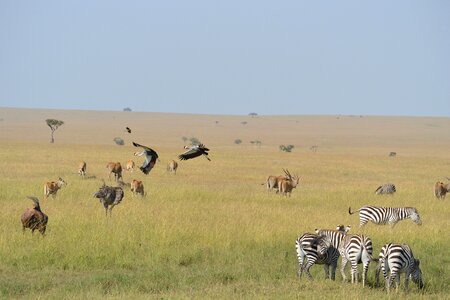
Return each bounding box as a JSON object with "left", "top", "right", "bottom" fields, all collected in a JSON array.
[
  {"left": 131, "top": 179, "right": 145, "bottom": 197},
  {"left": 279, "top": 169, "right": 300, "bottom": 197},
  {"left": 126, "top": 160, "right": 135, "bottom": 172},
  {"left": 44, "top": 177, "right": 66, "bottom": 199},
  {"left": 167, "top": 160, "right": 178, "bottom": 174},
  {"left": 78, "top": 161, "right": 87, "bottom": 178},
  {"left": 106, "top": 162, "right": 123, "bottom": 181}
]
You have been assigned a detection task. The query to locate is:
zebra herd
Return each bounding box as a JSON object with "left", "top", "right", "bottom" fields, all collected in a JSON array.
[{"left": 296, "top": 205, "right": 424, "bottom": 293}]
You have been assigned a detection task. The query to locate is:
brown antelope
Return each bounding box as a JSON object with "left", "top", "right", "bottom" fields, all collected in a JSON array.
[
  {"left": 434, "top": 180, "right": 450, "bottom": 199},
  {"left": 126, "top": 160, "right": 135, "bottom": 172},
  {"left": 21, "top": 196, "right": 48, "bottom": 235},
  {"left": 266, "top": 169, "right": 290, "bottom": 193},
  {"left": 167, "top": 160, "right": 178, "bottom": 174},
  {"left": 106, "top": 162, "right": 123, "bottom": 181},
  {"left": 44, "top": 177, "right": 67, "bottom": 199},
  {"left": 78, "top": 161, "right": 87, "bottom": 178},
  {"left": 279, "top": 169, "right": 300, "bottom": 197},
  {"left": 131, "top": 179, "right": 145, "bottom": 197}
]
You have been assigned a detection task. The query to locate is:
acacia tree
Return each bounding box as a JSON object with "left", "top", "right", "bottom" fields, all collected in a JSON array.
[{"left": 45, "top": 119, "right": 64, "bottom": 143}]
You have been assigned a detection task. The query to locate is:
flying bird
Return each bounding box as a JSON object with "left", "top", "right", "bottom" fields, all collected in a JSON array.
[
  {"left": 133, "top": 142, "right": 159, "bottom": 174},
  {"left": 126, "top": 127, "right": 131, "bottom": 133},
  {"left": 179, "top": 144, "right": 211, "bottom": 161}
]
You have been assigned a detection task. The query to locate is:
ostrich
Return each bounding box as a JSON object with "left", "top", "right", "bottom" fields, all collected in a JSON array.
[{"left": 93, "top": 182, "right": 124, "bottom": 216}]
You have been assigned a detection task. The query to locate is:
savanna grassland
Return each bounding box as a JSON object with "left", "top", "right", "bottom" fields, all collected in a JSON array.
[{"left": 0, "top": 107, "right": 449, "bottom": 299}]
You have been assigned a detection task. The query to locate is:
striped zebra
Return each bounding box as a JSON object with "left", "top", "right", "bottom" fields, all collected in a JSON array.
[
  {"left": 338, "top": 234, "right": 375, "bottom": 287},
  {"left": 375, "top": 183, "right": 396, "bottom": 195},
  {"left": 349, "top": 205, "right": 422, "bottom": 228},
  {"left": 375, "top": 243, "right": 423, "bottom": 292},
  {"left": 295, "top": 233, "right": 336, "bottom": 280}
]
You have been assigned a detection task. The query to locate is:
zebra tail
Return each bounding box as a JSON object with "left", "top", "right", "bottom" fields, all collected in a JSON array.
[{"left": 348, "top": 207, "right": 359, "bottom": 215}]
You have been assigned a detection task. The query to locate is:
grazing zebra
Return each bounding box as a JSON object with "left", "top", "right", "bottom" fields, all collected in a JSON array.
[
  {"left": 349, "top": 205, "right": 422, "bottom": 228},
  {"left": 295, "top": 233, "right": 336, "bottom": 280},
  {"left": 338, "top": 234, "right": 375, "bottom": 287},
  {"left": 375, "top": 243, "right": 423, "bottom": 292},
  {"left": 375, "top": 183, "right": 396, "bottom": 195}
]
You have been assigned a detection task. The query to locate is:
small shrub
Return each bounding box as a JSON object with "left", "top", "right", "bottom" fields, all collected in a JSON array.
[
  {"left": 189, "top": 137, "right": 201, "bottom": 146},
  {"left": 113, "top": 137, "right": 125, "bottom": 146},
  {"left": 123, "top": 107, "right": 132, "bottom": 112},
  {"left": 241, "top": 121, "right": 247, "bottom": 125},
  {"left": 234, "top": 139, "right": 242, "bottom": 145},
  {"left": 279, "top": 144, "right": 294, "bottom": 152}
]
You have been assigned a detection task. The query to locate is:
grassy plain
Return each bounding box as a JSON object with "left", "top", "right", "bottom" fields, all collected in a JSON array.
[{"left": 0, "top": 107, "right": 449, "bottom": 299}]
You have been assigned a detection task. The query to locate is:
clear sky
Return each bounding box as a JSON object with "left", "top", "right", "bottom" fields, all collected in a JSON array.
[{"left": 0, "top": 1, "right": 449, "bottom": 116}]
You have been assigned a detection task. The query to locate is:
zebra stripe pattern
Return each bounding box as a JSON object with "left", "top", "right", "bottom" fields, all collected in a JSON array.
[
  {"left": 375, "top": 243, "right": 423, "bottom": 292},
  {"left": 349, "top": 205, "right": 422, "bottom": 228},
  {"left": 375, "top": 183, "right": 396, "bottom": 195},
  {"left": 338, "top": 234, "right": 374, "bottom": 287},
  {"left": 295, "top": 233, "right": 338, "bottom": 280}
]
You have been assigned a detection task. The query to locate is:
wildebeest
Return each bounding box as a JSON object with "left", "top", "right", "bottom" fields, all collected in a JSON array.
[
  {"left": 126, "top": 160, "right": 135, "bottom": 172},
  {"left": 78, "top": 161, "right": 87, "bottom": 178},
  {"left": 167, "top": 160, "right": 178, "bottom": 174},
  {"left": 131, "top": 179, "right": 145, "bottom": 197},
  {"left": 44, "top": 177, "right": 67, "bottom": 199},
  {"left": 279, "top": 169, "right": 300, "bottom": 197},
  {"left": 21, "top": 196, "right": 48, "bottom": 235},
  {"left": 93, "top": 182, "right": 124, "bottom": 216},
  {"left": 106, "top": 162, "right": 123, "bottom": 181},
  {"left": 375, "top": 183, "right": 396, "bottom": 195},
  {"left": 434, "top": 180, "right": 450, "bottom": 199}
]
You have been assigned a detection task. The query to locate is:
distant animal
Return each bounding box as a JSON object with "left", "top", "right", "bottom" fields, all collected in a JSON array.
[
  {"left": 131, "top": 179, "right": 145, "bottom": 197},
  {"left": 78, "top": 161, "right": 87, "bottom": 178},
  {"left": 338, "top": 234, "right": 376, "bottom": 287},
  {"left": 126, "top": 127, "right": 131, "bottom": 133},
  {"left": 295, "top": 233, "right": 332, "bottom": 280},
  {"left": 93, "top": 182, "right": 124, "bottom": 216},
  {"left": 375, "top": 183, "right": 396, "bottom": 195},
  {"left": 375, "top": 243, "right": 423, "bottom": 292},
  {"left": 279, "top": 169, "right": 300, "bottom": 197},
  {"left": 389, "top": 152, "right": 397, "bottom": 157},
  {"left": 434, "top": 181, "right": 450, "bottom": 199},
  {"left": 133, "top": 142, "right": 159, "bottom": 174},
  {"left": 167, "top": 160, "right": 178, "bottom": 174},
  {"left": 265, "top": 169, "right": 289, "bottom": 193},
  {"left": 178, "top": 144, "right": 211, "bottom": 161},
  {"left": 349, "top": 205, "right": 422, "bottom": 228},
  {"left": 126, "top": 160, "right": 135, "bottom": 172},
  {"left": 21, "top": 196, "right": 48, "bottom": 235},
  {"left": 106, "top": 162, "right": 123, "bottom": 181},
  {"left": 44, "top": 177, "right": 67, "bottom": 199}
]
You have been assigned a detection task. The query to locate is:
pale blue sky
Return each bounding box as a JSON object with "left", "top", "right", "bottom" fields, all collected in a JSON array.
[{"left": 0, "top": 1, "right": 449, "bottom": 116}]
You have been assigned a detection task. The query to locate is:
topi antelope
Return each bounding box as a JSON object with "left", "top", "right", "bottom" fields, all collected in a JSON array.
[
  {"left": 21, "top": 196, "right": 48, "bottom": 235},
  {"left": 167, "top": 160, "right": 178, "bottom": 174},
  {"left": 44, "top": 177, "right": 67, "bottom": 200},
  {"left": 131, "top": 179, "right": 145, "bottom": 197},
  {"left": 78, "top": 161, "right": 87, "bottom": 178},
  {"left": 126, "top": 160, "right": 135, "bottom": 172},
  {"left": 434, "top": 180, "right": 450, "bottom": 199},
  {"left": 279, "top": 169, "right": 300, "bottom": 197},
  {"left": 106, "top": 162, "right": 123, "bottom": 181},
  {"left": 93, "top": 181, "right": 124, "bottom": 216}
]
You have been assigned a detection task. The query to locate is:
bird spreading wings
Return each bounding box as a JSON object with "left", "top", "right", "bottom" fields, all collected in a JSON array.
[
  {"left": 126, "top": 127, "right": 131, "bottom": 133},
  {"left": 178, "top": 144, "right": 211, "bottom": 161},
  {"left": 132, "top": 142, "right": 159, "bottom": 174}
]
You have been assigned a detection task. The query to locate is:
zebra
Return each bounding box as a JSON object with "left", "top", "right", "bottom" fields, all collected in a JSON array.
[
  {"left": 349, "top": 205, "right": 422, "bottom": 228},
  {"left": 338, "top": 234, "right": 376, "bottom": 287},
  {"left": 295, "top": 233, "right": 336, "bottom": 280},
  {"left": 375, "top": 183, "right": 396, "bottom": 195},
  {"left": 375, "top": 243, "right": 423, "bottom": 292}
]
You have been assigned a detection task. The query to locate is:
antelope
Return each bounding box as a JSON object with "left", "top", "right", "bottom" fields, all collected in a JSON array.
[
  {"left": 167, "top": 160, "right": 178, "bottom": 174},
  {"left": 126, "top": 160, "right": 135, "bottom": 172},
  {"left": 279, "top": 169, "right": 300, "bottom": 197},
  {"left": 44, "top": 177, "right": 67, "bottom": 199},
  {"left": 434, "top": 180, "right": 450, "bottom": 199},
  {"left": 21, "top": 196, "right": 48, "bottom": 235},
  {"left": 131, "top": 179, "right": 145, "bottom": 197},
  {"left": 266, "top": 169, "right": 290, "bottom": 193},
  {"left": 106, "top": 162, "right": 123, "bottom": 181},
  {"left": 78, "top": 161, "right": 87, "bottom": 178}
]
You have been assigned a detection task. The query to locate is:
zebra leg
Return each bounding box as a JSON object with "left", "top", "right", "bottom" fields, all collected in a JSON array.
[
  {"left": 303, "top": 261, "right": 314, "bottom": 280},
  {"left": 340, "top": 257, "right": 348, "bottom": 282},
  {"left": 404, "top": 271, "right": 410, "bottom": 291},
  {"left": 351, "top": 261, "right": 358, "bottom": 284},
  {"left": 395, "top": 274, "right": 400, "bottom": 293},
  {"left": 330, "top": 261, "right": 337, "bottom": 281},
  {"left": 362, "top": 262, "right": 369, "bottom": 287},
  {"left": 375, "top": 261, "right": 381, "bottom": 287},
  {"left": 323, "top": 264, "right": 330, "bottom": 280}
]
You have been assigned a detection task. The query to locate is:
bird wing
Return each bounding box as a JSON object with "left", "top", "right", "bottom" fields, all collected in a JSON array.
[
  {"left": 178, "top": 148, "right": 202, "bottom": 160},
  {"left": 126, "top": 127, "right": 131, "bottom": 133}
]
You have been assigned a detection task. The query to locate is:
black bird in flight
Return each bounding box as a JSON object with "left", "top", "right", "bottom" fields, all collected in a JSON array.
[
  {"left": 132, "top": 142, "right": 159, "bottom": 174},
  {"left": 126, "top": 127, "right": 131, "bottom": 133},
  {"left": 178, "top": 144, "right": 211, "bottom": 161}
]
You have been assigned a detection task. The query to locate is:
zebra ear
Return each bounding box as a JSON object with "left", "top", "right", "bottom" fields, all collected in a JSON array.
[
  {"left": 415, "top": 259, "right": 420, "bottom": 266},
  {"left": 314, "top": 228, "right": 320, "bottom": 234}
]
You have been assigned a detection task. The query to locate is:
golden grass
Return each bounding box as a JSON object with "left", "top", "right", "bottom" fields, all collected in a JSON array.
[{"left": 0, "top": 108, "right": 449, "bottom": 298}]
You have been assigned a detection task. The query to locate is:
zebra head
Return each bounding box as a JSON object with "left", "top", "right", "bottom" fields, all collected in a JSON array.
[
  {"left": 411, "top": 259, "right": 424, "bottom": 289},
  {"left": 315, "top": 236, "right": 331, "bottom": 257},
  {"left": 335, "top": 224, "right": 351, "bottom": 234},
  {"left": 409, "top": 208, "right": 422, "bottom": 225}
]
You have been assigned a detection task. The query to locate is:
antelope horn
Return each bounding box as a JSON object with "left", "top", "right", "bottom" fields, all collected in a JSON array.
[{"left": 283, "top": 169, "right": 292, "bottom": 179}]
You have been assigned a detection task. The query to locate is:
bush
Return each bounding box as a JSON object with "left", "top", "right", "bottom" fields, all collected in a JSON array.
[
  {"left": 123, "top": 107, "right": 132, "bottom": 112},
  {"left": 113, "top": 137, "right": 125, "bottom": 145},
  {"left": 189, "top": 137, "right": 201, "bottom": 146},
  {"left": 234, "top": 139, "right": 242, "bottom": 145},
  {"left": 279, "top": 144, "right": 294, "bottom": 152}
]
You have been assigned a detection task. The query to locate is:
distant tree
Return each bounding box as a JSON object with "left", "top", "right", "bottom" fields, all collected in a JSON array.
[
  {"left": 123, "top": 107, "right": 132, "bottom": 112},
  {"left": 249, "top": 112, "right": 258, "bottom": 117},
  {"left": 215, "top": 121, "right": 219, "bottom": 124},
  {"left": 45, "top": 119, "right": 64, "bottom": 143},
  {"left": 234, "top": 139, "right": 242, "bottom": 145},
  {"left": 241, "top": 121, "right": 247, "bottom": 125},
  {"left": 189, "top": 137, "right": 201, "bottom": 146},
  {"left": 279, "top": 144, "right": 294, "bottom": 152},
  {"left": 113, "top": 137, "right": 125, "bottom": 145}
]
